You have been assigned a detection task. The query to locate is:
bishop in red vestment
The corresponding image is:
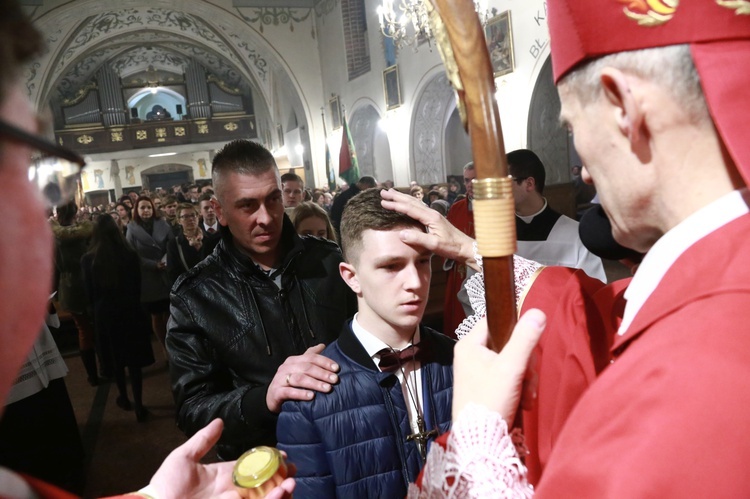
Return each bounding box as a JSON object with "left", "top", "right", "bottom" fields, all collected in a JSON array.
[{"left": 406, "top": 1, "right": 750, "bottom": 497}]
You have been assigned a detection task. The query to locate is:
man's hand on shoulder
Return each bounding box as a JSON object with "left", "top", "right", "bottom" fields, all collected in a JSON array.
[{"left": 266, "top": 344, "right": 340, "bottom": 413}]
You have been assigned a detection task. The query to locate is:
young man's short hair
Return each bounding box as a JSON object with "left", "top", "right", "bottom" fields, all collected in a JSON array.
[
  {"left": 212, "top": 140, "right": 278, "bottom": 201},
  {"left": 198, "top": 192, "right": 213, "bottom": 203},
  {"left": 281, "top": 172, "right": 304, "bottom": 187},
  {"left": 163, "top": 195, "right": 177, "bottom": 206},
  {"left": 340, "top": 188, "right": 425, "bottom": 263},
  {"left": 177, "top": 203, "right": 197, "bottom": 215},
  {"left": 507, "top": 149, "right": 546, "bottom": 194},
  {"left": 212, "top": 140, "right": 276, "bottom": 180}
]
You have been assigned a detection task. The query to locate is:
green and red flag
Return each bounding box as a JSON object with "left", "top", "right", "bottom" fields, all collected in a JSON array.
[{"left": 338, "top": 115, "right": 360, "bottom": 186}]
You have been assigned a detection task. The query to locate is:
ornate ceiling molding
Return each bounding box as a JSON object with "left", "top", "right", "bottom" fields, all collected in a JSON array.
[
  {"left": 235, "top": 7, "right": 312, "bottom": 33},
  {"left": 314, "top": 0, "right": 338, "bottom": 17},
  {"left": 29, "top": 4, "right": 274, "bottom": 109}
]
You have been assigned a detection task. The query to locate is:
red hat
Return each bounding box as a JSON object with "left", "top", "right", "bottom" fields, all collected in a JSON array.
[{"left": 547, "top": 0, "right": 750, "bottom": 184}]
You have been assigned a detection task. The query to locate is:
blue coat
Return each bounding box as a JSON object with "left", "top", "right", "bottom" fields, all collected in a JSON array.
[{"left": 277, "top": 323, "right": 454, "bottom": 498}]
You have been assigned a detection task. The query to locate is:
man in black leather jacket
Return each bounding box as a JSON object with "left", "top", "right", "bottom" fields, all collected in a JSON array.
[{"left": 166, "top": 140, "right": 356, "bottom": 460}]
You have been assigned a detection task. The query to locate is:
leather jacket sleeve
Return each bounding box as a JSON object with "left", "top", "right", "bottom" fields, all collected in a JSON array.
[{"left": 167, "top": 291, "right": 278, "bottom": 447}]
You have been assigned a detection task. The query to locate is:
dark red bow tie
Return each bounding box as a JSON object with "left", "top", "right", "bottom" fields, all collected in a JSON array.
[{"left": 377, "top": 342, "right": 429, "bottom": 372}]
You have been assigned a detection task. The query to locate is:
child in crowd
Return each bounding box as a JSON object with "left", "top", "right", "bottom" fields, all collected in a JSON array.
[{"left": 291, "top": 201, "right": 338, "bottom": 243}]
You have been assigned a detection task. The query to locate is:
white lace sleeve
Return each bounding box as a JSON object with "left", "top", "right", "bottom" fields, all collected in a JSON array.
[
  {"left": 455, "top": 245, "right": 543, "bottom": 339},
  {"left": 407, "top": 403, "right": 534, "bottom": 498}
]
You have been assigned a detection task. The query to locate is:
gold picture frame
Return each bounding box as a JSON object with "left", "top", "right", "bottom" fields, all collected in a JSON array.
[
  {"left": 485, "top": 11, "right": 515, "bottom": 78},
  {"left": 329, "top": 95, "right": 342, "bottom": 130},
  {"left": 383, "top": 65, "right": 402, "bottom": 111}
]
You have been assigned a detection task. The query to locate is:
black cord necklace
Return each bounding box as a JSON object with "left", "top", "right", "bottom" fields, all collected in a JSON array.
[{"left": 389, "top": 332, "right": 437, "bottom": 461}]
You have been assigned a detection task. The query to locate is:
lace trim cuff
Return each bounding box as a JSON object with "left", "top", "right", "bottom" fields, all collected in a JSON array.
[
  {"left": 455, "top": 248, "right": 543, "bottom": 339},
  {"left": 408, "top": 403, "right": 533, "bottom": 498}
]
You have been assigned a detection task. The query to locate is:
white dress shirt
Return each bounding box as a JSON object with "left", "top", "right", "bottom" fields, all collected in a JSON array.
[{"left": 350, "top": 314, "right": 425, "bottom": 440}]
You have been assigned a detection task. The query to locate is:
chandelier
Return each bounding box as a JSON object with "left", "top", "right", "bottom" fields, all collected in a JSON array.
[{"left": 377, "top": 0, "right": 495, "bottom": 51}]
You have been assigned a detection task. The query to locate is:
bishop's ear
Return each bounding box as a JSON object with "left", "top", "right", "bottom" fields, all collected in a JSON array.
[
  {"left": 339, "top": 262, "right": 361, "bottom": 294},
  {"left": 599, "top": 67, "right": 645, "bottom": 146}
]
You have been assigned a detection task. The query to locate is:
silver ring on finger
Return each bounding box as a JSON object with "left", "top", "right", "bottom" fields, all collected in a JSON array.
[{"left": 285, "top": 373, "right": 292, "bottom": 386}]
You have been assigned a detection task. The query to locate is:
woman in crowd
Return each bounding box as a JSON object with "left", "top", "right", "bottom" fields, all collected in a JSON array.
[
  {"left": 166, "top": 203, "right": 209, "bottom": 284},
  {"left": 115, "top": 201, "right": 131, "bottom": 229},
  {"left": 83, "top": 216, "right": 154, "bottom": 422},
  {"left": 52, "top": 200, "right": 102, "bottom": 386},
  {"left": 126, "top": 196, "right": 172, "bottom": 359},
  {"left": 291, "top": 202, "right": 338, "bottom": 243},
  {"left": 110, "top": 210, "right": 126, "bottom": 235},
  {"left": 410, "top": 185, "right": 424, "bottom": 202},
  {"left": 118, "top": 195, "right": 133, "bottom": 211},
  {"left": 313, "top": 190, "right": 326, "bottom": 208}
]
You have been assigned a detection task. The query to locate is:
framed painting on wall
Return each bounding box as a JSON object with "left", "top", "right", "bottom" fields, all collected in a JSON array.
[
  {"left": 329, "top": 95, "right": 342, "bottom": 130},
  {"left": 484, "top": 11, "right": 515, "bottom": 77},
  {"left": 383, "top": 65, "right": 401, "bottom": 110}
]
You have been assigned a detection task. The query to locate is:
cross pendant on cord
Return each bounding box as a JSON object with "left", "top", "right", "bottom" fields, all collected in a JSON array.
[{"left": 407, "top": 415, "right": 438, "bottom": 460}]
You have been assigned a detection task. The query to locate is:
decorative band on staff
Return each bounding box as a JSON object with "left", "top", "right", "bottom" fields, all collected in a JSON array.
[{"left": 472, "top": 177, "right": 517, "bottom": 257}]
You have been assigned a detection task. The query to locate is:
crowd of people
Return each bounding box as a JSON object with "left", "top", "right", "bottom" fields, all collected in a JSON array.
[{"left": 3, "top": 0, "right": 749, "bottom": 497}]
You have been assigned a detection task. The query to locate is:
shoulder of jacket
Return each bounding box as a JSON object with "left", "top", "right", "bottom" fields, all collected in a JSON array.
[
  {"left": 52, "top": 222, "right": 92, "bottom": 240},
  {"left": 299, "top": 235, "right": 342, "bottom": 254},
  {"left": 321, "top": 340, "right": 347, "bottom": 360},
  {"left": 447, "top": 199, "right": 467, "bottom": 215},
  {"left": 172, "top": 249, "right": 231, "bottom": 292}
]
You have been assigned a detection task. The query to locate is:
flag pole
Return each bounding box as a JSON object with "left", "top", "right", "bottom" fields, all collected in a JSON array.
[{"left": 321, "top": 107, "right": 336, "bottom": 192}]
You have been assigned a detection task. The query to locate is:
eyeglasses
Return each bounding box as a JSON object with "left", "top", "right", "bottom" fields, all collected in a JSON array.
[
  {"left": 0, "top": 119, "right": 84, "bottom": 207},
  {"left": 179, "top": 213, "right": 197, "bottom": 220}
]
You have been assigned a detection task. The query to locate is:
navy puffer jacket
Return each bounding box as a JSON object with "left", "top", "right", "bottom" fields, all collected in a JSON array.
[{"left": 277, "top": 322, "right": 454, "bottom": 498}]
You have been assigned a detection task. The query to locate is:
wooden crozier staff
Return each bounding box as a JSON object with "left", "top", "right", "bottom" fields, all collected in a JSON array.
[{"left": 426, "top": 0, "right": 517, "bottom": 352}]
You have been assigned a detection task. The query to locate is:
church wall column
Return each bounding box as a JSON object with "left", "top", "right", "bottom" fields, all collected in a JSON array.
[{"left": 110, "top": 160, "right": 123, "bottom": 198}]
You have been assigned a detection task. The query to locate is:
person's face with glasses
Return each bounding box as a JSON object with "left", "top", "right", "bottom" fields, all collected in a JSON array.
[
  {"left": 178, "top": 208, "right": 199, "bottom": 231},
  {"left": 0, "top": 82, "right": 82, "bottom": 403}
]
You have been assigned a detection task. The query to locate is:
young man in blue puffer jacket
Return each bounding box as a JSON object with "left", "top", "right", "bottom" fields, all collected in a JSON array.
[{"left": 277, "top": 187, "right": 454, "bottom": 498}]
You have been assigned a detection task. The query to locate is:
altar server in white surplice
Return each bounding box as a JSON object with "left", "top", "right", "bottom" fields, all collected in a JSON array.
[{"left": 509, "top": 149, "right": 606, "bottom": 282}]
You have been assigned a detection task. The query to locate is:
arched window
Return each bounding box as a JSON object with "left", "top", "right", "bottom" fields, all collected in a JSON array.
[
  {"left": 342, "top": 0, "right": 371, "bottom": 80},
  {"left": 127, "top": 87, "right": 187, "bottom": 121}
]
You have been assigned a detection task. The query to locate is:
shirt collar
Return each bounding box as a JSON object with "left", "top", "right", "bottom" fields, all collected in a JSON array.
[
  {"left": 620, "top": 188, "right": 750, "bottom": 334},
  {"left": 517, "top": 198, "right": 547, "bottom": 223},
  {"left": 203, "top": 222, "right": 218, "bottom": 231},
  {"left": 351, "top": 313, "right": 420, "bottom": 362}
]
